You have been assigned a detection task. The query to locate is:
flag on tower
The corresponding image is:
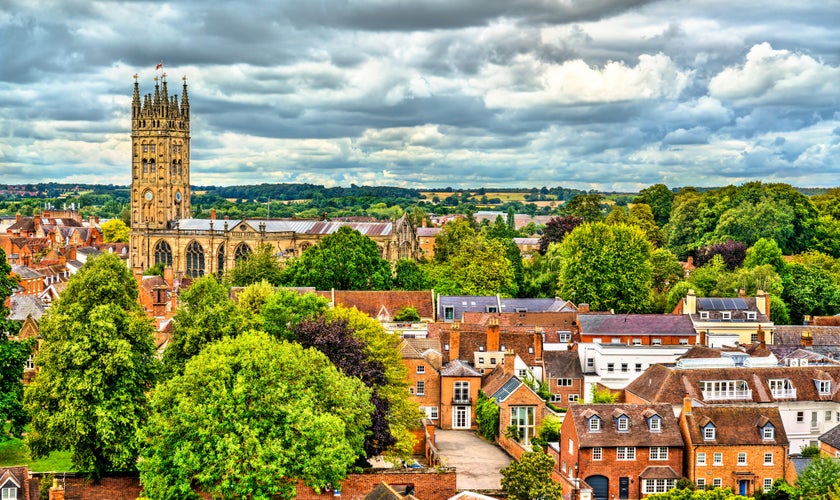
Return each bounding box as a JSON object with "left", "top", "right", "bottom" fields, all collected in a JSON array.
[{"left": 155, "top": 62, "right": 163, "bottom": 70}]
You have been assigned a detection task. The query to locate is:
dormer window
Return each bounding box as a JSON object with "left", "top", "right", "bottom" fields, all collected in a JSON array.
[
  {"left": 703, "top": 424, "right": 716, "bottom": 440},
  {"left": 817, "top": 380, "right": 832, "bottom": 395},
  {"left": 700, "top": 311, "right": 709, "bottom": 319},
  {"left": 649, "top": 415, "right": 662, "bottom": 432},
  {"left": 746, "top": 311, "right": 757, "bottom": 320},
  {"left": 487, "top": 306, "right": 498, "bottom": 313},
  {"left": 721, "top": 311, "right": 731, "bottom": 320},
  {"left": 762, "top": 424, "right": 775, "bottom": 440},
  {"left": 617, "top": 416, "right": 629, "bottom": 432},
  {"left": 589, "top": 417, "right": 601, "bottom": 432},
  {"left": 479, "top": 346, "right": 485, "bottom": 352},
  {"left": 501, "top": 345, "right": 506, "bottom": 351}
]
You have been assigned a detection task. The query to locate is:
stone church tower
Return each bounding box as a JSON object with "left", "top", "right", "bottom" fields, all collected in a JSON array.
[{"left": 129, "top": 74, "right": 191, "bottom": 269}]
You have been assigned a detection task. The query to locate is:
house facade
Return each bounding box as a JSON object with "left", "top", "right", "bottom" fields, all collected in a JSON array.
[
  {"left": 555, "top": 403, "right": 684, "bottom": 500},
  {"left": 439, "top": 360, "right": 482, "bottom": 430},
  {"left": 400, "top": 338, "right": 443, "bottom": 424},
  {"left": 674, "top": 290, "right": 774, "bottom": 347},
  {"left": 679, "top": 398, "right": 790, "bottom": 495}
]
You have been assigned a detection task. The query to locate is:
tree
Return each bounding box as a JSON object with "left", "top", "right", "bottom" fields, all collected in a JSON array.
[
  {"left": 393, "top": 306, "right": 420, "bottom": 322},
  {"left": 24, "top": 253, "right": 159, "bottom": 479},
  {"left": 592, "top": 386, "right": 618, "bottom": 403},
  {"left": 744, "top": 238, "right": 787, "bottom": 276},
  {"left": 434, "top": 219, "right": 476, "bottom": 263},
  {"left": 782, "top": 264, "right": 840, "bottom": 324},
  {"left": 646, "top": 487, "right": 749, "bottom": 499},
  {"left": 795, "top": 455, "right": 840, "bottom": 499},
  {"left": 629, "top": 203, "right": 667, "bottom": 248},
  {"left": 538, "top": 216, "right": 583, "bottom": 255},
  {"left": 0, "top": 248, "right": 33, "bottom": 440},
  {"left": 651, "top": 248, "right": 685, "bottom": 294},
  {"left": 393, "top": 259, "right": 428, "bottom": 290},
  {"left": 557, "top": 222, "right": 653, "bottom": 313},
  {"left": 326, "top": 306, "right": 419, "bottom": 459},
  {"left": 521, "top": 243, "right": 562, "bottom": 298},
  {"left": 475, "top": 391, "right": 500, "bottom": 440},
  {"left": 500, "top": 450, "right": 563, "bottom": 500},
  {"left": 694, "top": 240, "right": 747, "bottom": 270},
  {"left": 283, "top": 226, "right": 392, "bottom": 290},
  {"left": 564, "top": 193, "right": 604, "bottom": 222},
  {"left": 99, "top": 219, "right": 129, "bottom": 243},
  {"left": 634, "top": 183, "right": 674, "bottom": 226},
  {"left": 138, "top": 331, "right": 373, "bottom": 500},
  {"left": 260, "top": 289, "right": 330, "bottom": 342},
  {"left": 225, "top": 244, "right": 285, "bottom": 286},
  {"left": 428, "top": 235, "right": 517, "bottom": 296},
  {"left": 234, "top": 280, "right": 275, "bottom": 315},
  {"left": 163, "top": 276, "right": 254, "bottom": 374}
]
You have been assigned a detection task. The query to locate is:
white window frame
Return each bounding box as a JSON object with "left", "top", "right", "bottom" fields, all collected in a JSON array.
[
  {"left": 430, "top": 407, "right": 438, "bottom": 419},
  {"left": 700, "top": 311, "right": 709, "bottom": 319},
  {"left": 632, "top": 338, "right": 642, "bottom": 345},
  {"left": 1, "top": 488, "right": 15, "bottom": 500},
  {"left": 568, "top": 394, "right": 579, "bottom": 402},
  {"left": 616, "top": 446, "right": 636, "bottom": 460},
  {"left": 558, "top": 331, "right": 572, "bottom": 343},
  {"left": 764, "top": 453, "right": 773, "bottom": 465},
  {"left": 713, "top": 478, "right": 722, "bottom": 488},
  {"left": 737, "top": 452, "right": 747, "bottom": 465},
  {"left": 650, "top": 447, "right": 668, "bottom": 460},
  {"left": 557, "top": 378, "right": 573, "bottom": 387},
  {"left": 642, "top": 479, "right": 675, "bottom": 494},
  {"left": 510, "top": 406, "right": 536, "bottom": 445},
  {"left": 652, "top": 338, "right": 662, "bottom": 345},
  {"left": 764, "top": 478, "right": 773, "bottom": 492},
  {"left": 817, "top": 380, "right": 832, "bottom": 395},
  {"left": 592, "top": 447, "right": 602, "bottom": 461},
  {"left": 416, "top": 381, "right": 425, "bottom": 396},
  {"left": 416, "top": 365, "right": 425, "bottom": 374},
  {"left": 713, "top": 452, "right": 723, "bottom": 465},
  {"left": 589, "top": 417, "right": 600, "bottom": 432},
  {"left": 721, "top": 311, "right": 731, "bottom": 320},
  {"left": 763, "top": 425, "right": 775, "bottom": 440},
  {"left": 704, "top": 425, "right": 716, "bottom": 440},
  {"left": 747, "top": 311, "right": 757, "bottom": 320},
  {"left": 696, "top": 478, "right": 705, "bottom": 489},
  {"left": 617, "top": 416, "right": 629, "bottom": 431},
  {"left": 697, "top": 452, "right": 706, "bottom": 465},
  {"left": 649, "top": 415, "right": 661, "bottom": 432}
]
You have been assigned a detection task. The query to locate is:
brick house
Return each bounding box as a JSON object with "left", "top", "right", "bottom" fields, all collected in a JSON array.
[
  {"left": 543, "top": 350, "right": 584, "bottom": 406},
  {"left": 400, "top": 338, "right": 443, "bottom": 424},
  {"left": 679, "top": 398, "right": 791, "bottom": 495},
  {"left": 482, "top": 351, "right": 551, "bottom": 458},
  {"left": 439, "top": 360, "right": 482, "bottom": 430},
  {"left": 554, "top": 403, "right": 683, "bottom": 500},
  {"left": 818, "top": 423, "right": 840, "bottom": 457}
]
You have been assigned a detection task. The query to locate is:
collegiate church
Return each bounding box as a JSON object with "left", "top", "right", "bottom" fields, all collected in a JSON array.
[{"left": 128, "top": 75, "right": 418, "bottom": 277}]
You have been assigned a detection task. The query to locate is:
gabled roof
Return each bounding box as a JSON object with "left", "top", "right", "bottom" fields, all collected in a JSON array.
[
  {"left": 435, "top": 326, "right": 541, "bottom": 366},
  {"left": 568, "top": 404, "right": 683, "bottom": 448},
  {"left": 682, "top": 406, "right": 787, "bottom": 446},
  {"left": 440, "top": 359, "right": 482, "bottom": 377},
  {"left": 8, "top": 295, "right": 46, "bottom": 322},
  {"left": 578, "top": 314, "right": 696, "bottom": 335},
  {"left": 330, "top": 290, "right": 434, "bottom": 320},
  {"left": 625, "top": 364, "right": 840, "bottom": 405},
  {"left": 543, "top": 350, "right": 583, "bottom": 379}
]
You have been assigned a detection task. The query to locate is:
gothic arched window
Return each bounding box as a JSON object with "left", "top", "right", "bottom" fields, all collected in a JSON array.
[
  {"left": 142, "top": 159, "right": 148, "bottom": 173},
  {"left": 154, "top": 240, "right": 173, "bottom": 268},
  {"left": 149, "top": 159, "right": 156, "bottom": 173},
  {"left": 217, "top": 244, "right": 226, "bottom": 278},
  {"left": 186, "top": 241, "right": 205, "bottom": 278},
  {"left": 234, "top": 243, "right": 252, "bottom": 262}
]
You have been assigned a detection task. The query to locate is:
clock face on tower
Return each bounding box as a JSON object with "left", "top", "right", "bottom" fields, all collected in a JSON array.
[
  {"left": 144, "top": 191, "right": 153, "bottom": 201},
  {"left": 175, "top": 191, "right": 182, "bottom": 203}
]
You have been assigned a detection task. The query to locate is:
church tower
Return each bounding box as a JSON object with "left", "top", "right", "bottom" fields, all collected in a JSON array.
[{"left": 129, "top": 73, "right": 191, "bottom": 270}]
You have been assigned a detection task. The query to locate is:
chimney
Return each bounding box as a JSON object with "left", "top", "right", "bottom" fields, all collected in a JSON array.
[
  {"left": 756, "top": 289, "right": 770, "bottom": 318},
  {"left": 682, "top": 393, "right": 693, "bottom": 416},
  {"left": 504, "top": 350, "right": 516, "bottom": 376},
  {"left": 685, "top": 289, "right": 697, "bottom": 315},
  {"left": 738, "top": 288, "right": 746, "bottom": 298},
  {"left": 164, "top": 266, "right": 174, "bottom": 287},
  {"left": 801, "top": 330, "right": 813, "bottom": 347},
  {"left": 578, "top": 303, "right": 590, "bottom": 313},
  {"left": 49, "top": 477, "right": 65, "bottom": 500},
  {"left": 421, "top": 218, "right": 427, "bottom": 228},
  {"left": 487, "top": 317, "right": 500, "bottom": 351},
  {"left": 533, "top": 331, "right": 543, "bottom": 360},
  {"left": 757, "top": 325, "right": 766, "bottom": 346},
  {"left": 15, "top": 212, "right": 21, "bottom": 223},
  {"left": 211, "top": 208, "right": 217, "bottom": 220},
  {"left": 450, "top": 323, "right": 460, "bottom": 361}
]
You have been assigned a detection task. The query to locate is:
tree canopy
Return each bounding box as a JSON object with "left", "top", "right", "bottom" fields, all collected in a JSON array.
[
  {"left": 99, "top": 219, "right": 129, "bottom": 243},
  {"left": 283, "top": 226, "right": 392, "bottom": 290},
  {"left": 139, "top": 331, "right": 373, "bottom": 499},
  {"left": 557, "top": 222, "right": 653, "bottom": 313},
  {"left": 225, "top": 243, "right": 285, "bottom": 286},
  {"left": 501, "top": 450, "right": 563, "bottom": 500},
  {"left": 24, "top": 253, "right": 159, "bottom": 479}
]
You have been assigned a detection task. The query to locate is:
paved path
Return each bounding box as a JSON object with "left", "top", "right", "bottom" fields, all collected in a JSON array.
[{"left": 434, "top": 429, "right": 513, "bottom": 491}]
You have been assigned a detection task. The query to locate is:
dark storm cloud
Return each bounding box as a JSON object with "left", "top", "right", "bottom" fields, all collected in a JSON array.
[{"left": 0, "top": 0, "right": 838, "bottom": 189}]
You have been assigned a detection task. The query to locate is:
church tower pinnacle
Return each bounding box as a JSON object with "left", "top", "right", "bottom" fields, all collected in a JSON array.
[{"left": 129, "top": 72, "right": 191, "bottom": 270}]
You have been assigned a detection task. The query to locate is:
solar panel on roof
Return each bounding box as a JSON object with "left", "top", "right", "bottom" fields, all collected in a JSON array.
[
  {"left": 493, "top": 378, "right": 522, "bottom": 402},
  {"left": 699, "top": 297, "right": 748, "bottom": 310}
]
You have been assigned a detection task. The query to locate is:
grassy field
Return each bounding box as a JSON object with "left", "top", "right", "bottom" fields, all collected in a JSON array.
[{"left": 0, "top": 438, "right": 72, "bottom": 472}]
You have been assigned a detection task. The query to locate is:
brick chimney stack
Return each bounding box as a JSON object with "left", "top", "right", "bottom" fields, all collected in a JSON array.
[
  {"left": 449, "top": 322, "right": 460, "bottom": 361},
  {"left": 682, "top": 393, "right": 693, "bottom": 416},
  {"left": 210, "top": 208, "right": 216, "bottom": 220},
  {"left": 801, "top": 330, "right": 813, "bottom": 347},
  {"left": 504, "top": 350, "right": 516, "bottom": 376},
  {"left": 487, "top": 317, "right": 500, "bottom": 351},
  {"left": 685, "top": 289, "right": 697, "bottom": 315}
]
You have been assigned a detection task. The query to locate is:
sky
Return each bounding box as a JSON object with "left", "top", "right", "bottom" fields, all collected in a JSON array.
[{"left": 0, "top": 1, "right": 839, "bottom": 192}]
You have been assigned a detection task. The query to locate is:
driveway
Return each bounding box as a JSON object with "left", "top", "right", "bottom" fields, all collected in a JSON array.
[{"left": 433, "top": 429, "right": 513, "bottom": 491}]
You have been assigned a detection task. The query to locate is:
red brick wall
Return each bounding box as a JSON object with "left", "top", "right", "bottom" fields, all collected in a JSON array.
[{"left": 31, "top": 469, "right": 457, "bottom": 500}]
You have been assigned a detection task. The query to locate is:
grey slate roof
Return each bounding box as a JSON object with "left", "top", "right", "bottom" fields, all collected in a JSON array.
[
  {"left": 544, "top": 350, "right": 584, "bottom": 379},
  {"left": 578, "top": 314, "right": 696, "bottom": 335},
  {"left": 8, "top": 295, "right": 46, "bottom": 321},
  {"left": 440, "top": 359, "right": 482, "bottom": 377},
  {"left": 438, "top": 295, "right": 573, "bottom": 320},
  {"left": 10, "top": 265, "right": 42, "bottom": 280},
  {"left": 819, "top": 423, "right": 840, "bottom": 449},
  {"left": 176, "top": 218, "right": 394, "bottom": 236}
]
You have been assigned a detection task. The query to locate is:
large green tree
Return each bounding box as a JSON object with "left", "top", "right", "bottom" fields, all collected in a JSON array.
[
  {"left": 225, "top": 243, "right": 285, "bottom": 286},
  {"left": 434, "top": 219, "right": 476, "bottom": 263},
  {"left": 0, "top": 248, "right": 32, "bottom": 440},
  {"left": 24, "top": 253, "right": 159, "bottom": 479},
  {"left": 795, "top": 455, "right": 840, "bottom": 499},
  {"left": 500, "top": 450, "right": 563, "bottom": 500},
  {"left": 139, "top": 331, "right": 373, "bottom": 499},
  {"left": 283, "top": 226, "right": 392, "bottom": 290},
  {"left": 163, "top": 276, "right": 254, "bottom": 374},
  {"left": 260, "top": 289, "right": 330, "bottom": 342},
  {"left": 782, "top": 263, "right": 840, "bottom": 325},
  {"left": 557, "top": 222, "right": 653, "bottom": 313},
  {"left": 634, "top": 183, "right": 674, "bottom": 226},
  {"left": 99, "top": 219, "right": 129, "bottom": 243},
  {"left": 427, "top": 235, "right": 517, "bottom": 296}
]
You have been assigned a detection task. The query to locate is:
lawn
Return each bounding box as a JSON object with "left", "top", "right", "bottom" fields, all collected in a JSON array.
[{"left": 0, "top": 438, "right": 72, "bottom": 472}]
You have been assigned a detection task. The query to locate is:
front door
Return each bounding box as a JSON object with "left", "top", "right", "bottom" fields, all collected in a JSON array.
[
  {"left": 619, "top": 477, "right": 629, "bottom": 499},
  {"left": 739, "top": 480, "right": 748, "bottom": 496},
  {"left": 453, "top": 406, "right": 470, "bottom": 429}
]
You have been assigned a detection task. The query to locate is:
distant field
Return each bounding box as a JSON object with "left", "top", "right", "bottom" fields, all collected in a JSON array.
[{"left": 420, "top": 191, "right": 535, "bottom": 202}]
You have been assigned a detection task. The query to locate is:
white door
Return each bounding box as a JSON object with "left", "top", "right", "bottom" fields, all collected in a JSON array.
[{"left": 453, "top": 406, "right": 470, "bottom": 429}]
